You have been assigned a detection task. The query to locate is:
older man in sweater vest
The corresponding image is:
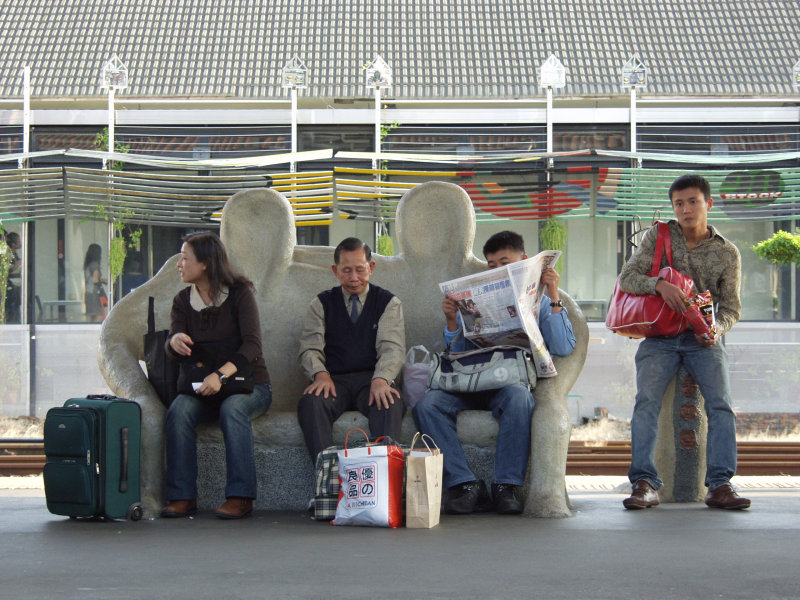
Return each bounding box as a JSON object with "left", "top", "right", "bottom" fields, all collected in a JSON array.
[{"left": 297, "top": 237, "right": 406, "bottom": 463}]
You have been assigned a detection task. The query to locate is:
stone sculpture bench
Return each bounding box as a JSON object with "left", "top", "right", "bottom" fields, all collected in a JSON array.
[{"left": 98, "top": 181, "right": 589, "bottom": 518}]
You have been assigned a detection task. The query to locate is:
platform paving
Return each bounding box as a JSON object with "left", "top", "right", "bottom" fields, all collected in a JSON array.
[{"left": 1, "top": 476, "right": 798, "bottom": 600}]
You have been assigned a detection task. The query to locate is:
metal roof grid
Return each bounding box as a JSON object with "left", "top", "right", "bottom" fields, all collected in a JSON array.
[{"left": 0, "top": 0, "right": 798, "bottom": 100}]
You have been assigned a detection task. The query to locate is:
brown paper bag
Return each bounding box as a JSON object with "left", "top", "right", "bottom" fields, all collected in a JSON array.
[{"left": 405, "top": 432, "right": 443, "bottom": 529}]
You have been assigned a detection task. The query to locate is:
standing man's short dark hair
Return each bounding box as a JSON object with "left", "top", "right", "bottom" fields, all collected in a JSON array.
[{"left": 669, "top": 174, "right": 711, "bottom": 202}]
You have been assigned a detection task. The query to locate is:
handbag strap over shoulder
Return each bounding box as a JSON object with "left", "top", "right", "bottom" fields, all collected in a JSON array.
[
  {"left": 148, "top": 296, "right": 156, "bottom": 334},
  {"left": 649, "top": 221, "right": 674, "bottom": 276}
]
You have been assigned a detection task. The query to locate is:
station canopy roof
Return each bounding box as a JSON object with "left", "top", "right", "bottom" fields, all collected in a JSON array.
[{"left": 0, "top": 0, "right": 799, "bottom": 100}]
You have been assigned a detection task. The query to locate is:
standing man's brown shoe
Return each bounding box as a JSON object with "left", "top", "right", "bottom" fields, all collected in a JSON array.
[
  {"left": 214, "top": 497, "right": 253, "bottom": 519},
  {"left": 623, "top": 480, "right": 660, "bottom": 509},
  {"left": 705, "top": 483, "right": 751, "bottom": 510}
]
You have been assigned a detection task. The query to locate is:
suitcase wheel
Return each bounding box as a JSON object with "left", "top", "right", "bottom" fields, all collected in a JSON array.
[{"left": 127, "top": 504, "right": 144, "bottom": 521}]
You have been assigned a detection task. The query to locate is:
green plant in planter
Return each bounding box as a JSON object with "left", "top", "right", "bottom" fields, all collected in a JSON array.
[
  {"left": 379, "top": 114, "right": 401, "bottom": 172},
  {"left": 109, "top": 211, "right": 143, "bottom": 281},
  {"left": 752, "top": 230, "right": 800, "bottom": 266},
  {"left": 376, "top": 218, "right": 395, "bottom": 256},
  {"left": 377, "top": 233, "right": 394, "bottom": 256},
  {"left": 539, "top": 218, "right": 567, "bottom": 274},
  {"left": 94, "top": 127, "right": 129, "bottom": 171},
  {"left": 89, "top": 128, "right": 139, "bottom": 282},
  {"left": 83, "top": 205, "right": 144, "bottom": 281}
]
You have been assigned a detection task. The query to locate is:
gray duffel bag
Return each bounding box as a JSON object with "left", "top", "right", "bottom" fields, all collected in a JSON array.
[{"left": 428, "top": 345, "right": 536, "bottom": 393}]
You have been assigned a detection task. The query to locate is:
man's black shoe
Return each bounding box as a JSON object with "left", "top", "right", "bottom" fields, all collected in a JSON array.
[
  {"left": 444, "top": 480, "right": 491, "bottom": 514},
  {"left": 492, "top": 483, "right": 524, "bottom": 515}
]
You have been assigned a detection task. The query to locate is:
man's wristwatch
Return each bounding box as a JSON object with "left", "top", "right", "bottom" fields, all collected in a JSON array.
[
  {"left": 214, "top": 369, "right": 228, "bottom": 384},
  {"left": 550, "top": 300, "right": 563, "bottom": 308}
]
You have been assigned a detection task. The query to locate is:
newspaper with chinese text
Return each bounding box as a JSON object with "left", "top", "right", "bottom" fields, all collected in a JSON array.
[{"left": 438, "top": 251, "right": 562, "bottom": 378}]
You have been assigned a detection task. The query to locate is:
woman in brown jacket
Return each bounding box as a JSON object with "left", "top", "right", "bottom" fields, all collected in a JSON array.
[{"left": 161, "top": 232, "right": 271, "bottom": 519}]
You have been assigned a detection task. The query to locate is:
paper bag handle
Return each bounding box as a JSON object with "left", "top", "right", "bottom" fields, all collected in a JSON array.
[
  {"left": 410, "top": 432, "right": 439, "bottom": 453},
  {"left": 344, "top": 428, "right": 372, "bottom": 457}
]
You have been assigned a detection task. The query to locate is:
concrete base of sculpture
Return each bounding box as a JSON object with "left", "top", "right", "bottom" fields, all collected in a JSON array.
[
  {"left": 194, "top": 412, "right": 498, "bottom": 511},
  {"left": 655, "top": 369, "right": 708, "bottom": 502},
  {"left": 98, "top": 182, "right": 589, "bottom": 519}
]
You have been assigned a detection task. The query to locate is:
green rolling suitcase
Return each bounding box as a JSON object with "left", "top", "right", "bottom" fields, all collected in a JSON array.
[{"left": 43, "top": 394, "right": 143, "bottom": 520}]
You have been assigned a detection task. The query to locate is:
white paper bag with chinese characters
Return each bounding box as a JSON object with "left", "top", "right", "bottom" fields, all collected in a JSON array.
[
  {"left": 405, "top": 433, "right": 443, "bottom": 529},
  {"left": 332, "top": 429, "right": 404, "bottom": 528}
]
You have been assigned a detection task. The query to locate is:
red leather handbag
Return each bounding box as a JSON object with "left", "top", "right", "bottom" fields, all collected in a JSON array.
[{"left": 606, "top": 222, "right": 695, "bottom": 339}]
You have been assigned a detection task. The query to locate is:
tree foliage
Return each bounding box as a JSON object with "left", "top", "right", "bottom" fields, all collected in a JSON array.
[
  {"left": 540, "top": 218, "right": 567, "bottom": 274},
  {"left": 94, "top": 127, "right": 129, "bottom": 170},
  {"left": 752, "top": 230, "right": 800, "bottom": 266}
]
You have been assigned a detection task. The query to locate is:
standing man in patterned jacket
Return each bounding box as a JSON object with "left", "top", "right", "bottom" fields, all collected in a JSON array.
[{"left": 619, "top": 174, "right": 750, "bottom": 511}]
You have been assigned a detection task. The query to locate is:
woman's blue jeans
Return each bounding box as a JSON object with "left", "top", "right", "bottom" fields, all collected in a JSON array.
[
  {"left": 165, "top": 383, "right": 272, "bottom": 501},
  {"left": 629, "top": 334, "right": 737, "bottom": 491},
  {"left": 412, "top": 383, "right": 534, "bottom": 489}
]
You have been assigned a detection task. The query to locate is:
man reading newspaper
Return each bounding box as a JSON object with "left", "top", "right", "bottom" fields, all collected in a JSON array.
[{"left": 413, "top": 231, "right": 576, "bottom": 515}]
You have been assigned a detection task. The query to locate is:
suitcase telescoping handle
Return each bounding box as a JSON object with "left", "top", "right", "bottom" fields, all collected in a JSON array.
[
  {"left": 87, "top": 394, "right": 120, "bottom": 401},
  {"left": 119, "top": 427, "right": 129, "bottom": 494}
]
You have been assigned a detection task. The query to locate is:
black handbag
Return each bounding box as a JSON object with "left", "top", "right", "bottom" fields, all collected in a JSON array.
[
  {"left": 143, "top": 296, "right": 180, "bottom": 407},
  {"left": 176, "top": 337, "right": 256, "bottom": 401}
]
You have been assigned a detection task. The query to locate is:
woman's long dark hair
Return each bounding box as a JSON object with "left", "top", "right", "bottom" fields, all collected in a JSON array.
[
  {"left": 83, "top": 243, "right": 102, "bottom": 270},
  {"left": 182, "top": 232, "right": 252, "bottom": 302}
]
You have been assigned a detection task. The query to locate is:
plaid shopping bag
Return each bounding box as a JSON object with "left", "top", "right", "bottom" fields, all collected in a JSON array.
[
  {"left": 313, "top": 445, "right": 341, "bottom": 521},
  {"left": 313, "top": 436, "right": 409, "bottom": 522}
]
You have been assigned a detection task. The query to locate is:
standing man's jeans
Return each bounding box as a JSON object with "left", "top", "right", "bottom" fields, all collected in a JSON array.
[
  {"left": 629, "top": 333, "right": 737, "bottom": 491},
  {"left": 412, "top": 383, "right": 534, "bottom": 488},
  {"left": 165, "top": 383, "right": 272, "bottom": 501}
]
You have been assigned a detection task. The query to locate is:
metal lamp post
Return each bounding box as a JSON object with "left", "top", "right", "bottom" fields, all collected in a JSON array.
[
  {"left": 100, "top": 55, "right": 128, "bottom": 169},
  {"left": 364, "top": 55, "right": 392, "bottom": 172},
  {"left": 622, "top": 55, "right": 648, "bottom": 168},
  {"left": 17, "top": 66, "right": 31, "bottom": 323},
  {"left": 538, "top": 55, "right": 566, "bottom": 168},
  {"left": 20, "top": 66, "right": 30, "bottom": 168},
  {"left": 99, "top": 55, "right": 128, "bottom": 313},
  {"left": 281, "top": 55, "right": 309, "bottom": 173}
]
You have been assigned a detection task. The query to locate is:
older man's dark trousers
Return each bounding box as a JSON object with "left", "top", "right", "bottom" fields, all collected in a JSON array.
[{"left": 297, "top": 370, "right": 405, "bottom": 462}]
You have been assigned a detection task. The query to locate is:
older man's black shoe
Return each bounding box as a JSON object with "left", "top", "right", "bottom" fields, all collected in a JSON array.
[
  {"left": 492, "top": 483, "right": 524, "bottom": 515},
  {"left": 444, "top": 480, "right": 491, "bottom": 514},
  {"left": 705, "top": 483, "right": 751, "bottom": 510},
  {"left": 622, "top": 480, "right": 659, "bottom": 509}
]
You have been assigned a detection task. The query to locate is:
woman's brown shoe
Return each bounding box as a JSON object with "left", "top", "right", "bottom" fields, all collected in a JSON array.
[
  {"left": 214, "top": 497, "right": 253, "bottom": 519},
  {"left": 161, "top": 499, "right": 197, "bottom": 518}
]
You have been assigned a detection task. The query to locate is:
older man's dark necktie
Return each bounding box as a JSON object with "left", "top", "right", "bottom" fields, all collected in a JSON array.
[{"left": 349, "top": 295, "right": 359, "bottom": 323}]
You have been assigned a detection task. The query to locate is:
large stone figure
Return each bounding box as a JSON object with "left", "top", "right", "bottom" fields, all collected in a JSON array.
[{"left": 98, "top": 181, "right": 588, "bottom": 518}]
